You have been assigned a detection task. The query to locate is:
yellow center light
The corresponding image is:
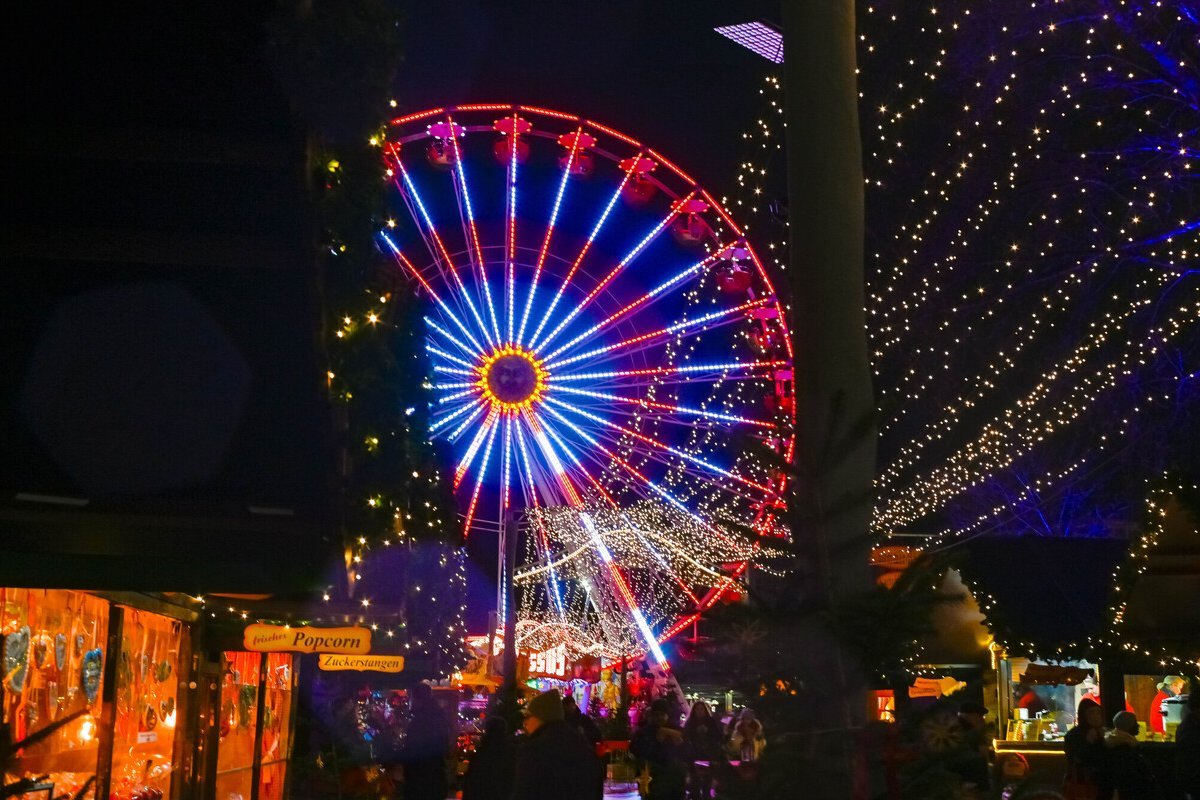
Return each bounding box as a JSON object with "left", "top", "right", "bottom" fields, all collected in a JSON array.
[{"left": 477, "top": 345, "right": 548, "bottom": 413}]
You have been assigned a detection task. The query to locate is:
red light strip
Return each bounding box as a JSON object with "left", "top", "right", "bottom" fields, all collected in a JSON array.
[
  {"left": 536, "top": 192, "right": 693, "bottom": 352},
  {"left": 519, "top": 105, "right": 580, "bottom": 121},
  {"left": 445, "top": 116, "right": 499, "bottom": 342},
  {"left": 525, "top": 157, "right": 640, "bottom": 348},
  {"left": 390, "top": 108, "right": 444, "bottom": 126},
  {"left": 388, "top": 146, "right": 499, "bottom": 348},
  {"left": 519, "top": 125, "right": 582, "bottom": 345},
  {"left": 548, "top": 360, "right": 788, "bottom": 383},
  {"left": 552, "top": 385, "right": 776, "bottom": 429},
  {"left": 544, "top": 250, "right": 725, "bottom": 362},
  {"left": 462, "top": 412, "right": 502, "bottom": 535},
  {"left": 546, "top": 397, "right": 773, "bottom": 494},
  {"left": 586, "top": 119, "right": 642, "bottom": 148},
  {"left": 700, "top": 189, "right": 745, "bottom": 237},
  {"left": 455, "top": 407, "right": 499, "bottom": 488},
  {"left": 646, "top": 147, "right": 697, "bottom": 185},
  {"left": 505, "top": 114, "right": 520, "bottom": 342},
  {"left": 547, "top": 297, "right": 771, "bottom": 371}
]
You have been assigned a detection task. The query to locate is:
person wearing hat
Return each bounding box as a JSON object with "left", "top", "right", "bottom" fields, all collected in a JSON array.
[
  {"left": 1102, "top": 710, "right": 1158, "bottom": 800},
  {"left": 512, "top": 689, "right": 603, "bottom": 800},
  {"left": 631, "top": 698, "right": 688, "bottom": 800},
  {"left": 1150, "top": 676, "right": 1185, "bottom": 734}
]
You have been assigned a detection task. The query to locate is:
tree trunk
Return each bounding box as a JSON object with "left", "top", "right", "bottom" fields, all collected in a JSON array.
[{"left": 782, "top": 0, "right": 876, "bottom": 797}]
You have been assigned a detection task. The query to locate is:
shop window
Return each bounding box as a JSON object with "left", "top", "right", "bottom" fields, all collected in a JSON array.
[
  {"left": 257, "top": 654, "right": 296, "bottom": 800},
  {"left": 215, "top": 652, "right": 260, "bottom": 800},
  {"left": 1, "top": 589, "right": 109, "bottom": 800},
  {"left": 109, "top": 608, "right": 184, "bottom": 800},
  {"left": 871, "top": 690, "right": 896, "bottom": 723},
  {"left": 1004, "top": 658, "right": 1097, "bottom": 741},
  {"left": 1123, "top": 674, "right": 1190, "bottom": 741}
]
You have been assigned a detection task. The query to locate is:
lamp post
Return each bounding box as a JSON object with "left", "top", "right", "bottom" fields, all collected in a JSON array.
[{"left": 498, "top": 506, "right": 520, "bottom": 720}]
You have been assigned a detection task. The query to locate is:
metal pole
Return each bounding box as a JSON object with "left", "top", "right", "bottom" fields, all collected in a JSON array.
[{"left": 501, "top": 507, "right": 519, "bottom": 717}]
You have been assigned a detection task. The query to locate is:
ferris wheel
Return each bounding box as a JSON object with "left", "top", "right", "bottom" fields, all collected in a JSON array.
[{"left": 382, "top": 103, "right": 794, "bottom": 663}]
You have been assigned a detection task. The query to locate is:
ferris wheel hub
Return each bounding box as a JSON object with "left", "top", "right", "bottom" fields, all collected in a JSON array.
[{"left": 479, "top": 346, "right": 547, "bottom": 412}]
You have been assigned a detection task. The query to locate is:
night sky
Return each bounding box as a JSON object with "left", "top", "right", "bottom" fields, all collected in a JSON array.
[{"left": 392, "top": 0, "right": 780, "bottom": 192}]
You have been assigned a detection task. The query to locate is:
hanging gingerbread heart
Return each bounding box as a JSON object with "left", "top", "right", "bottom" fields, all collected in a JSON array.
[
  {"left": 82, "top": 648, "right": 103, "bottom": 703},
  {"left": 3, "top": 626, "right": 30, "bottom": 693}
]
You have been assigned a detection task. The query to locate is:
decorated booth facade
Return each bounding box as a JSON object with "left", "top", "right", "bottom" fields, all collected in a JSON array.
[{"left": 1, "top": 590, "right": 198, "bottom": 800}]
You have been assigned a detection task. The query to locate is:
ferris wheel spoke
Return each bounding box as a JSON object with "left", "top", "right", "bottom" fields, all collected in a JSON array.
[
  {"left": 462, "top": 415, "right": 502, "bottom": 537},
  {"left": 545, "top": 396, "right": 773, "bottom": 494},
  {"left": 534, "top": 193, "right": 693, "bottom": 355},
  {"left": 503, "top": 117, "right": 522, "bottom": 345},
  {"left": 455, "top": 407, "right": 500, "bottom": 489},
  {"left": 522, "top": 410, "right": 585, "bottom": 508},
  {"left": 501, "top": 415, "right": 515, "bottom": 512},
  {"left": 430, "top": 353, "right": 478, "bottom": 373},
  {"left": 431, "top": 397, "right": 484, "bottom": 437},
  {"left": 545, "top": 297, "right": 771, "bottom": 371},
  {"left": 446, "top": 117, "right": 504, "bottom": 345},
  {"left": 380, "top": 234, "right": 487, "bottom": 357},
  {"left": 539, "top": 403, "right": 730, "bottom": 536},
  {"left": 541, "top": 248, "right": 727, "bottom": 364},
  {"left": 390, "top": 151, "right": 495, "bottom": 347},
  {"left": 526, "top": 156, "right": 641, "bottom": 349},
  {"left": 550, "top": 360, "right": 789, "bottom": 385},
  {"left": 549, "top": 385, "right": 776, "bottom": 429},
  {"left": 426, "top": 318, "right": 484, "bottom": 361},
  {"left": 538, "top": 417, "right": 620, "bottom": 509},
  {"left": 516, "top": 125, "right": 583, "bottom": 346}
]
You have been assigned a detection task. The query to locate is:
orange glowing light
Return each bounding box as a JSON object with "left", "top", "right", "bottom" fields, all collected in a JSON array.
[{"left": 477, "top": 345, "right": 547, "bottom": 413}]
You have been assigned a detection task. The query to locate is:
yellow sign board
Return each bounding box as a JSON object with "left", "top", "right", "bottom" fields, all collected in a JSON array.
[
  {"left": 318, "top": 654, "right": 406, "bottom": 673},
  {"left": 243, "top": 624, "right": 371, "bottom": 654},
  {"left": 909, "top": 676, "right": 967, "bottom": 699}
]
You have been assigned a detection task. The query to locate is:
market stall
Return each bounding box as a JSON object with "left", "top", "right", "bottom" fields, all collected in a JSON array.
[{"left": 1, "top": 590, "right": 198, "bottom": 800}]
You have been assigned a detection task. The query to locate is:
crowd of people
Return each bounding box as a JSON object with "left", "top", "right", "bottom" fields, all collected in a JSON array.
[
  {"left": 1062, "top": 691, "right": 1200, "bottom": 800},
  {"left": 339, "top": 679, "right": 1200, "bottom": 800},
  {"left": 460, "top": 691, "right": 766, "bottom": 800}
]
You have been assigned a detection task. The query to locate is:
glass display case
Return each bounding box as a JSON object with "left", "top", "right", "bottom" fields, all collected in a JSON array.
[
  {"left": 108, "top": 607, "right": 186, "bottom": 800},
  {"left": 1, "top": 589, "right": 110, "bottom": 800}
]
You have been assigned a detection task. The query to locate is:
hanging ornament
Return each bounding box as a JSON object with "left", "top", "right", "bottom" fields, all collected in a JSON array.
[
  {"left": 4, "top": 627, "right": 30, "bottom": 693},
  {"left": 55, "top": 632, "right": 67, "bottom": 672},
  {"left": 81, "top": 648, "right": 103, "bottom": 703}
]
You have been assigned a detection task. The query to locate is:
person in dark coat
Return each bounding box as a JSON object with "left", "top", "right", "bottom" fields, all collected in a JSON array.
[
  {"left": 512, "top": 689, "right": 604, "bottom": 800},
  {"left": 631, "top": 698, "right": 688, "bottom": 800},
  {"left": 949, "top": 701, "right": 991, "bottom": 794},
  {"left": 401, "top": 682, "right": 453, "bottom": 800},
  {"left": 462, "top": 716, "right": 516, "bottom": 800},
  {"left": 1176, "top": 690, "right": 1200, "bottom": 800},
  {"left": 1063, "top": 698, "right": 1106, "bottom": 798},
  {"left": 564, "top": 694, "right": 602, "bottom": 748},
  {"left": 1100, "top": 711, "right": 1158, "bottom": 800},
  {"left": 682, "top": 701, "right": 724, "bottom": 800}
]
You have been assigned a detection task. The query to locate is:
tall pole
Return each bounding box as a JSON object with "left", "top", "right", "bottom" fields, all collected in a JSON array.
[
  {"left": 500, "top": 506, "right": 519, "bottom": 719},
  {"left": 782, "top": 0, "right": 875, "bottom": 797}
]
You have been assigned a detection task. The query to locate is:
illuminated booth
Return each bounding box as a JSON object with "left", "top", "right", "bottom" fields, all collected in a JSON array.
[{"left": 1, "top": 591, "right": 199, "bottom": 800}]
